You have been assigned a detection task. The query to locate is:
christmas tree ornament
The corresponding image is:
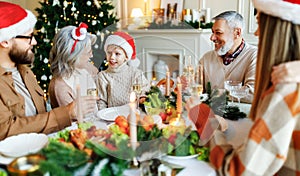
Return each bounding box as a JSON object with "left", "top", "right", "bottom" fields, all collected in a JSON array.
[
  {"left": 43, "top": 58, "right": 49, "bottom": 64},
  {"left": 92, "top": 20, "right": 97, "bottom": 25},
  {"left": 41, "top": 75, "right": 47, "bottom": 81},
  {"left": 99, "top": 12, "right": 103, "bottom": 17},
  {"left": 71, "top": 2, "right": 76, "bottom": 12},
  {"left": 52, "top": 0, "right": 60, "bottom": 6},
  {"left": 63, "top": 0, "right": 68, "bottom": 8},
  {"left": 55, "top": 21, "right": 59, "bottom": 33},
  {"left": 94, "top": 44, "right": 99, "bottom": 49},
  {"left": 87, "top": 1, "right": 92, "bottom": 6},
  {"left": 40, "top": 27, "right": 45, "bottom": 33},
  {"left": 74, "top": 13, "right": 78, "bottom": 20}
]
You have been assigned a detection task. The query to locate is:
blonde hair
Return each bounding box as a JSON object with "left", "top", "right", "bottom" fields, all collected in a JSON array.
[{"left": 249, "top": 13, "right": 300, "bottom": 120}]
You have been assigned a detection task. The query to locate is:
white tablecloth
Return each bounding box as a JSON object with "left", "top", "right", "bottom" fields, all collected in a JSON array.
[{"left": 123, "top": 158, "right": 216, "bottom": 176}]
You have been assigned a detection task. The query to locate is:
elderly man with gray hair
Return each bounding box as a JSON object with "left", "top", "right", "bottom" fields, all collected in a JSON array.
[{"left": 200, "top": 11, "right": 257, "bottom": 103}]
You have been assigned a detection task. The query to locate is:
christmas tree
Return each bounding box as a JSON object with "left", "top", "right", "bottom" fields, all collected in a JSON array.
[{"left": 33, "top": 0, "right": 119, "bottom": 95}]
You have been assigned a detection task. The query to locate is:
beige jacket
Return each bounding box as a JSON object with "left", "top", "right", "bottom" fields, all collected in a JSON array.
[{"left": 0, "top": 65, "right": 71, "bottom": 140}]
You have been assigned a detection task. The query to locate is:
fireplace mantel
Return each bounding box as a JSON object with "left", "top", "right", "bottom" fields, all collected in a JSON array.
[{"left": 126, "top": 29, "right": 213, "bottom": 80}]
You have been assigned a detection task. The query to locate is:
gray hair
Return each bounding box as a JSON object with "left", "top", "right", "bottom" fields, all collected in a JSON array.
[
  {"left": 49, "top": 25, "right": 97, "bottom": 78},
  {"left": 213, "top": 11, "right": 244, "bottom": 33}
]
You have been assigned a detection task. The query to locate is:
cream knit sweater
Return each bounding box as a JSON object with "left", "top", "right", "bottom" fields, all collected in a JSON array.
[
  {"left": 200, "top": 42, "right": 257, "bottom": 103},
  {"left": 98, "top": 63, "right": 150, "bottom": 110}
]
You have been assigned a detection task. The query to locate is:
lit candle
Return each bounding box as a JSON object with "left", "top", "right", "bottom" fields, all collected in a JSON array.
[
  {"left": 165, "top": 66, "right": 170, "bottom": 96},
  {"left": 129, "top": 92, "right": 137, "bottom": 150},
  {"left": 176, "top": 77, "right": 182, "bottom": 114}
]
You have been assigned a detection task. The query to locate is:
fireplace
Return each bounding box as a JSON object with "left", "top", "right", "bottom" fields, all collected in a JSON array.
[{"left": 127, "top": 29, "right": 213, "bottom": 80}]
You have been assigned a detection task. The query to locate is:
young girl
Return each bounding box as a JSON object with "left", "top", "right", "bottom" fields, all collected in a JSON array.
[{"left": 98, "top": 31, "right": 150, "bottom": 109}]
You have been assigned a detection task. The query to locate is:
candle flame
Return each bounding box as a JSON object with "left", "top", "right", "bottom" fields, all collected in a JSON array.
[{"left": 130, "top": 91, "right": 136, "bottom": 103}]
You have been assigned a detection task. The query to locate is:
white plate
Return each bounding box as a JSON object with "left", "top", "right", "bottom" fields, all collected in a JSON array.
[
  {"left": 0, "top": 133, "right": 48, "bottom": 158},
  {"left": 165, "top": 154, "right": 199, "bottom": 160},
  {"left": 0, "top": 154, "right": 15, "bottom": 165},
  {"left": 97, "top": 104, "right": 130, "bottom": 121}
]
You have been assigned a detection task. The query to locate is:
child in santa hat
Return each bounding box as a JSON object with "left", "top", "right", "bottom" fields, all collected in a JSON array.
[{"left": 98, "top": 31, "right": 150, "bottom": 109}]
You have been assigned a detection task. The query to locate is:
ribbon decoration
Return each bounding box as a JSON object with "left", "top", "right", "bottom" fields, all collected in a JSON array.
[{"left": 71, "top": 22, "right": 88, "bottom": 53}]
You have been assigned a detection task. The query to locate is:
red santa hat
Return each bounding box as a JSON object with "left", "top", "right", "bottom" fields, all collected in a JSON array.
[
  {"left": 252, "top": 0, "right": 300, "bottom": 24},
  {"left": 0, "top": 1, "right": 37, "bottom": 42},
  {"left": 104, "top": 31, "right": 140, "bottom": 67}
]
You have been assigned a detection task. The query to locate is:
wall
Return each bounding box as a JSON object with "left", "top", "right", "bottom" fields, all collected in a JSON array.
[
  {"left": 5, "top": 0, "right": 258, "bottom": 45},
  {"left": 123, "top": 0, "right": 258, "bottom": 45},
  {"left": 2, "top": 0, "right": 40, "bottom": 15}
]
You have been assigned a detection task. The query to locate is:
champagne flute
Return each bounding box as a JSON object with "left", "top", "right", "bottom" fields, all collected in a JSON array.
[
  {"left": 191, "top": 64, "right": 204, "bottom": 97},
  {"left": 132, "top": 76, "right": 142, "bottom": 108},
  {"left": 86, "top": 74, "right": 99, "bottom": 121},
  {"left": 182, "top": 55, "right": 195, "bottom": 94}
]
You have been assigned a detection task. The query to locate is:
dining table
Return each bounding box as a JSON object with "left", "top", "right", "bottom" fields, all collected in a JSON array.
[
  {"left": 97, "top": 102, "right": 253, "bottom": 176},
  {"left": 0, "top": 100, "right": 253, "bottom": 176}
]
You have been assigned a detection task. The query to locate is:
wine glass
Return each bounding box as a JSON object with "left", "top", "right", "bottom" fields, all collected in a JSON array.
[
  {"left": 230, "top": 86, "right": 249, "bottom": 105},
  {"left": 182, "top": 55, "right": 195, "bottom": 94},
  {"left": 86, "top": 74, "right": 99, "bottom": 121},
  {"left": 224, "top": 80, "right": 242, "bottom": 104}
]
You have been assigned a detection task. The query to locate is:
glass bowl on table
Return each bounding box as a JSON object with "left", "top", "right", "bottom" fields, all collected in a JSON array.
[{"left": 7, "top": 154, "right": 45, "bottom": 176}]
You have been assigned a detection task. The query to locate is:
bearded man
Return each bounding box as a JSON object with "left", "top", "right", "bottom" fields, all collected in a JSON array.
[
  {"left": 0, "top": 1, "right": 98, "bottom": 140},
  {"left": 200, "top": 11, "right": 257, "bottom": 103}
]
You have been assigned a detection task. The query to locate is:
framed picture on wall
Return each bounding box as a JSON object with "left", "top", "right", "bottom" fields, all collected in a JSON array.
[{"left": 160, "top": 0, "right": 184, "bottom": 19}]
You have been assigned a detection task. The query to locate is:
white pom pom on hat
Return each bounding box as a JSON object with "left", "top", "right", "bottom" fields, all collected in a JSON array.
[
  {"left": 104, "top": 31, "right": 140, "bottom": 67},
  {"left": 0, "top": 1, "right": 37, "bottom": 42},
  {"left": 252, "top": 0, "right": 300, "bottom": 25}
]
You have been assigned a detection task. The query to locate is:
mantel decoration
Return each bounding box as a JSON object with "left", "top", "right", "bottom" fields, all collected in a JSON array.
[
  {"left": 147, "top": 20, "right": 213, "bottom": 30},
  {"left": 33, "top": 0, "right": 119, "bottom": 96}
]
